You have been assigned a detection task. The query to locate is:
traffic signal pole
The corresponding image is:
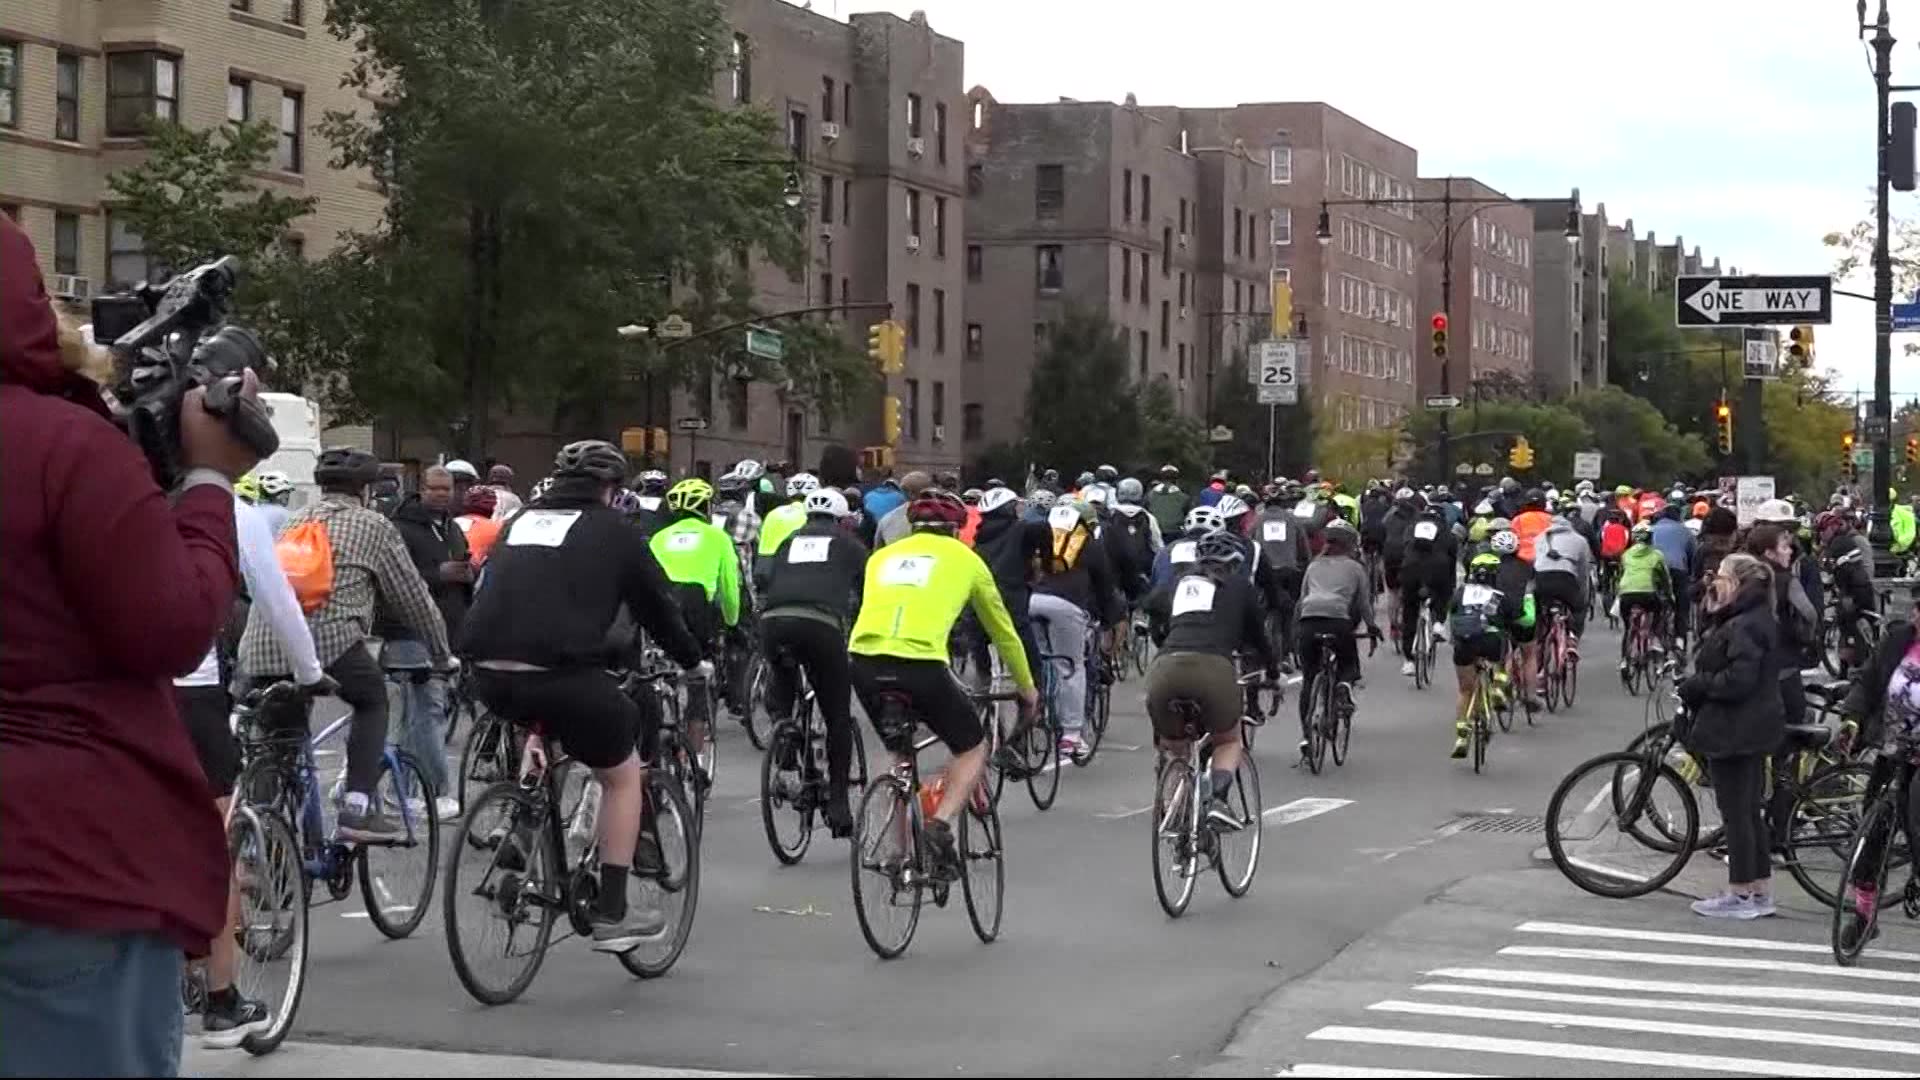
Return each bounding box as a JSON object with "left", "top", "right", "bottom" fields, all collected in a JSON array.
[{"left": 1438, "top": 178, "right": 1455, "bottom": 483}]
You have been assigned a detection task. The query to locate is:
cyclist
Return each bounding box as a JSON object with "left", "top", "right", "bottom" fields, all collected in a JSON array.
[
  {"left": 712, "top": 466, "right": 760, "bottom": 552},
  {"left": 1446, "top": 552, "right": 1531, "bottom": 758},
  {"left": 1146, "top": 464, "right": 1190, "bottom": 538},
  {"left": 1112, "top": 477, "right": 1165, "bottom": 576},
  {"left": 1396, "top": 499, "right": 1457, "bottom": 677},
  {"left": 1821, "top": 508, "right": 1879, "bottom": 669},
  {"left": 1487, "top": 528, "right": 1540, "bottom": 705},
  {"left": 1379, "top": 488, "right": 1421, "bottom": 594},
  {"left": 849, "top": 490, "right": 1039, "bottom": 880},
  {"left": 756, "top": 487, "right": 868, "bottom": 836},
  {"left": 756, "top": 472, "right": 818, "bottom": 568},
  {"left": 1031, "top": 497, "right": 1124, "bottom": 759},
  {"left": 1141, "top": 533, "right": 1278, "bottom": 829},
  {"left": 1592, "top": 493, "right": 1632, "bottom": 597},
  {"left": 1291, "top": 483, "right": 1339, "bottom": 556},
  {"left": 1510, "top": 488, "right": 1553, "bottom": 562},
  {"left": 1358, "top": 484, "right": 1391, "bottom": 573},
  {"left": 1531, "top": 506, "right": 1593, "bottom": 674},
  {"left": 251, "top": 470, "right": 295, "bottom": 536},
  {"left": 1084, "top": 485, "right": 1146, "bottom": 600},
  {"left": 236, "top": 448, "right": 452, "bottom": 842},
  {"left": 649, "top": 478, "right": 742, "bottom": 759},
  {"left": 631, "top": 469, "right": 671, "bottom": 535},
  {"left": 1650, "top": 503, "right": 1698, "bottom": 645},
  {"left": 1616, "top": 521, "right": 1673, "bottom": 668},
  {"left": 968, "top": 487, "right": 1051, "bottom": 688},
  {"left": 1153, "top": 504, "right": 1226, "bottom": 589},
  {"left": 1294, "top": 519, "right": 1383, "bottom": 751},
  {"left": 1253, "top": 485, "right": 1308, "bottom": 662},
  {"left": 462, "top": 440, "right": 707, "bottom": 953}
]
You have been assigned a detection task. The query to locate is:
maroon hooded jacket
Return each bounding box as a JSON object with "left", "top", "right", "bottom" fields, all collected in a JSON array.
[{"left": 0, "top": 215, "right": 233, "bottom": 952}]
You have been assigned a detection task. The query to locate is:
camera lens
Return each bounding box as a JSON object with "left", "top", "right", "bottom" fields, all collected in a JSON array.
[{"left": 192, "top": 325, "right": 267, "bottom": 376}]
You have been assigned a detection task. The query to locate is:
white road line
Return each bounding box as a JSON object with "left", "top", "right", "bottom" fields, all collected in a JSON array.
[
  {"left": 1095, "top": 806, "right": 1153, "bottom": 820},
  {"left": 1304, "top": 1026, "right": 1911, "bottom": 1078},
  {"left": 1370, "top": 998, "right": 1920, "bottom": 1057},
  {"left": 1499, "top": 945, "right": 1920, "bottom": 986},
  {"left": 1275, "top": 1067, "right": 1497, "bottom": 1078},
  {"left": 1514, "top": 919, "right": 1920, "bottom": 963},
  {"left": 1425, "top": 966, "right": 1920, "bottom": 1009},
  {"left": 1263, "top": 796, "right": 1353, "bottom": 824},
  {"left": 1414, "top": 981, "right": 1920, "bottom": 1030}
]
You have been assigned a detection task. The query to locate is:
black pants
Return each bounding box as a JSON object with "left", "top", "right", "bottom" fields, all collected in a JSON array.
[
  {"left": 1707, "top": 753, "right": 1771, "bottom": 883},
  {"left": 1397, "top": 562, "right": 1451, "bottom": 647},
  {"left": 259, "top": 641, "right": 388, "bottom": 794},
  {"left": 1851, "top": 756, "right": 1920, "bottom": 889},
  {"left": 1535, "top": 570, "right": 1587, "bottom": 638},
  {"left": 762, "top": 616, "right": 854, "bottom": 790},
  {"left": 1296, "top": 616, "right": 1359, "bottom": 723}
]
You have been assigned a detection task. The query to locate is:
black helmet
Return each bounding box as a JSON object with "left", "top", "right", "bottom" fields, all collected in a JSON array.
[
  {"left": 1096, "top": 464, "right": 1119, "bottom": 481},
  {"left": 1523, "top": 487, "right": 1546, "bottom": 509},
  {"left": 1194, "top": 532, "right": 1245, "bottom": 567},
  {"left": 554, "top": 439, "right": 627, "bottom": 482},
  {"left": 315, "top": 447, "right": 380, "bottom": 489}
]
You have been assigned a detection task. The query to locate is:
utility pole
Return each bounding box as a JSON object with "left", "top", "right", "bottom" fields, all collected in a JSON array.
[
  {"left": 1439, "top": 178, "right": 1455, "bottom": 483},
  {"left": 1872, "top": 0, "right": 1898, "bottom": 561}
]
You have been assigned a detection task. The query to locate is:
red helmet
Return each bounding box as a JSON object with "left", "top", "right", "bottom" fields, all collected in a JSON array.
[{"left": 907, "top": 488, "right": 968, "bottom": 531}]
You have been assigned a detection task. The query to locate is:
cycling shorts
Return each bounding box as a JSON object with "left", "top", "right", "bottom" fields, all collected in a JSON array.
[
  {"left": 849, "top": 655, "right": 984, "bottom": 755},
  {"left": 1450, "top": 632, "right": 1505, "bottom": 669},
  {"left": 1145, "top": 651, "right": 1241, "bottom": 741},
  {"left": 176, "top": 685, "right": 239, "bottom": 797},
  {"left": 471, "top": 666, "right": 646, "bottom": 771}
]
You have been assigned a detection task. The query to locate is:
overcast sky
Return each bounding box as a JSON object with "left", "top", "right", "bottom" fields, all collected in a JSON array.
[{"left": 839, "top": 0, "right": 1904, "bottom": 402}]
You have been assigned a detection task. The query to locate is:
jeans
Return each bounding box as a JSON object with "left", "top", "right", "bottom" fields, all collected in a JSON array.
[
  {"left": 0, "top": 919, "right": 182, "bottom": 1077},
  {"left": 1707, "top": 753, "right": 1771, "bottom": 884},
  {"left": 1030, "top": 591, "right": 1090, "bottom": 735},
  {"left": 383, "top": 638, "right": 450, "bottom": 795}
]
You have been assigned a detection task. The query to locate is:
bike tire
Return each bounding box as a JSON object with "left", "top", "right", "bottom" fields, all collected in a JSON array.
[
  {"left": 960, "top": 803, "right": 1004, "bottom": 943},
  {"left": 1563, "top": 648, "right": 1580, "bottom": 708},
  {"left": 620, "top": 774, "right": 701, "bottom": 979},
  {"left": 229, "top": 806, "right": 308, "bottom": 1056},
  {"left": 851, "top": 779, "right": 921, "bottom": 959},
  {"left": 1151, "top": 757, "right": 1197, "bottom": 918},
  {"left": 456, "top": 715, "right": 516, "bottom": 817},
  {"left": 1542, "top": 639, "right": 1562, "bottom": 714},
  {"left": 1784, "top": 762, "right": 1876, "bottom": 910},
  {"left": 1832, "top": 797, "right": 1899, "bottom": 966},
  {"left": 1413, "top": 621, "right": 1430, "bottom": 690},
  {"left": 359, "top": 752, "right": 439, "bottom": 940},
  {"left": 1331, "top": 699, "right": 1354, "bottom": 767},
  {"left": 1303, "top": 674, "right": 1330, "bottom": 775},
  {"left": 443, "top": 782, "right": 557, "bottom": 1006},
  {"left": 744, "top": 659, "right": 774, "bottom": 751},
  {"left": 1025, "top": 706, "right": 1061, "bottom": 812},
  {"left": 1076, "top": 679, "right": 1108, "bottom": 767},
  {"left": 759, "top": 721, "right": 812, "bottom": 866},
  {"left": 1493, "top": 673, "right": 1515, "bottom": 734},
  {"left": 1621, "top": 724, "right": 1721, "bottom": 852},
  {"left": 1215, "top": 755, "right": 1262, "bottom": 898},
  {"left": 1545, "top": 751, "right": 1699, "bottom": 899},
  {"left": 983, "top": 703, "right": 1008, "bottom": 812},
  {"left": 1471, "top": 702, "right": 1488, "bottom": 774}
]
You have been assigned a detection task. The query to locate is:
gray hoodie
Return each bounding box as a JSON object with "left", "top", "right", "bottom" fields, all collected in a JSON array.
[
  {"left": 1533, "top": 519, "right": 1593, "bottom": 583},
  {"left": 1297, "top": 553, "right": 1378, "bottom": 627}
]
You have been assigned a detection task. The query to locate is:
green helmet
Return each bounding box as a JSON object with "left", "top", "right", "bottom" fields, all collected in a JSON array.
[{"left": 1468, "top": 552, "right": 1500, "bottom": 581}]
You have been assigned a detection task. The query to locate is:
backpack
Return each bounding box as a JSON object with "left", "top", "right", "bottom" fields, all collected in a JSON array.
[
  {"left": 1600, "top": 520, "right": 1629, "bottom": 559},
  {"left": 276, "top": 511, "right": 337, "bottom": 614},
  {"left": 1045, "top": 504, "right": 1090, "bottom": 573}
]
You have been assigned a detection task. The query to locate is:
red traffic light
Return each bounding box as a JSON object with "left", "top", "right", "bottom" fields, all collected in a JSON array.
[{"left": 1430, "top": 313, "right": 1449, "bottom": 332}]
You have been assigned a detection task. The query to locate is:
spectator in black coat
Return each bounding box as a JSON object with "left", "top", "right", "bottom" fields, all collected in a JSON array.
[{"left": 378, "top": 463, "right": 469, "bottom": 813}]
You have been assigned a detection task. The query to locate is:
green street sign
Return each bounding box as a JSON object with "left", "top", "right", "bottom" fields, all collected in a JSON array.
[
  {"left": 745, "top": 326, "right": 785, "bottom": 361},
  {"left": 1854, "top": 447, "right": 1875, "bottom": 468}
]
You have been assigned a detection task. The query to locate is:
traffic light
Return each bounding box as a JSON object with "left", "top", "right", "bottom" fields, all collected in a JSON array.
[
  {"left": 1508, "top": 435, "right": 1534, "bottom": 471},
  {"left": 867, "top": 320, "right": 905, "bottom": 374},
  {"left": 1430, "top": 312, "right": 1449, "bottom": 358},
  {"left": 1714, "top": 399, "right": 1733, "bottom": 455},
  {"left": 881, "top": 395, "right": 902, "bottom": 445},
  {"left": 1843, "top": 430, "right": 1857, "bottom": 478},
  {"left": 1789, "top": 325, "right": 1815, "bottom": 367},
  {"left": 1271, "top": 279, "right": 1293, "bottom": 339},
  {"left": 1906, "top": 435, "right": 1917, "bottom": 468},
  {"left": 859, "top": 446, "right": 895, "bottom": 472}
]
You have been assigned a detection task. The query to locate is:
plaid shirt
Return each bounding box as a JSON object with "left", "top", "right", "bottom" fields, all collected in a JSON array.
[{"left": 239, "top": 495, "right": 451, "bottom": 675}]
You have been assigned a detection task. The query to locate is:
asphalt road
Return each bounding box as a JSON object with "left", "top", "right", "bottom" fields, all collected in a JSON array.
[{"left": 218, "top": 613, "right": 1665, "bottom": 1077}]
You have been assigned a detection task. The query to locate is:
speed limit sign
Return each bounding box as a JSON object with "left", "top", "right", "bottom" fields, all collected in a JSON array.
[{"left": 1256, "top": 340, "right": 1299, "bottom": 404}]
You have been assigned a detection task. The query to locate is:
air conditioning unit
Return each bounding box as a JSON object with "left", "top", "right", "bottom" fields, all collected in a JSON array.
[
  {"left": 906, "top": 136, "right": 925, "bottom": 157},
  {"left": 50, "top": 274, "right": 91, "bottom": 301},
  {"left": 1179, "top": 306, "right": 1190, "bottom": 320},
  {"left": 905, "top": 235, "right": 921, "bottom": 253},
  {"left": 1177, "top": 234, "right": 1189, "bottom": 249},
  {"left": 932, "top": 424, "right": 946, "bottom": 442},
  {"left": 819, "top": 121, "right": 841, "bottom": 142}
]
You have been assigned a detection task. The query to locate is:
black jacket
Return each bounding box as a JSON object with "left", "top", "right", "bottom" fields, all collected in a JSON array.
[
  {"left": 1097, "top": 511, "right": 1145, "bottom": 599},
  {"left": 1400, "top": 510, "right": 1458, "bottom": 584},
  {"left": 1840, "top": 617, "right": 1919, "bottom": 748},
  {"left": 1381, "top": 504, "right": 1419, "bottom": 562},
  {"left": 1143, "top": 564, "right": 1277, "bottom": 672},
  {"left": 973, "top": 510, "right": 1051, "bottom": 611},
  {"left": 461, "top": 491, "right": 702, "bottom": 670},
  {"left": 758, "top": 518, "right": 869, "bottom": 630},
  {"left": 382, "top": 494, "right": 470, "bottom": 643},
  {"left": 1033, "top": 520, "right": 1123, "bottom": 626},
  {"left": 1678, "top": 580, "right": 1785, "bottom": 758}
]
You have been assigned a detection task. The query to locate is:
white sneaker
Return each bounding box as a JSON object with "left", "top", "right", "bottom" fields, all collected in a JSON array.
[
  {"left": 1400, "top": 659, "right": 1416, "bottom": 677},
  {"left": 1431, "top": 626, "right": 1448, "bottom": 644},
  {"left": 435, "top": 795, "right": 461, "bottom": 821}
]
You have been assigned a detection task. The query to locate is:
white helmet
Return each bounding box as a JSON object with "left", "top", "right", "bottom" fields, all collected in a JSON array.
[
  {"left": 1395, "top": 486, "right": 1414, "bottom": 500},
  {"left": 802, "top": 488, "right": 850, "bottom": 518},
  {"left": 1215, "top": 494, "right": 1250, "bottom": 519},
  {"left": 1669, "top": 487, "right": 1687, "bottom": 502},
  {"left": 255, "top": 470, "right": 294, "bottom": 497},
  {"left": 1116, "top": 477, "right": 1144, "bottom": 503},
  {"left": 786, "top": 472, "right": 820, "bottom": 497},
  {"left": 1575, "top": 479, "right": 1595, "bottom": 495},
  {"left": 1029, "top": 488, "right": 1057, "bottom": 509},
  {"left": 733, "top": 459, "right": 766, "bottom": 481},
  {"left": 444, "top": 459, "right": 480, "bottom": 481},
  {"left": 1473, "top": 499, "right": 1495, "bottom": 516},
  {"left": 1490, "top": 529, "right": 1519, "bottom": 555},
  {"left": 1183, "top": 506, "right": 1226, "bottom": 535},
  {"left": 978, "top": 487, "right": 1020, "bottom": 514},
  {"left": 1083, "top": 485, "right": 1110, "bottom": 506},
  {"left": 1754, "top": 498, "right": 1798, "bottom": 524}
]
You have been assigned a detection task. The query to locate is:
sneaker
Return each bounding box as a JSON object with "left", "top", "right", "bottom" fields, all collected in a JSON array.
[
  {"left": 1648, "top": 639, "right": 1666, "bottom": 655},
  {"left": 589, "top": 903, "right": 668, "bottom": 953},
  {"left": 633, "top": 831, "right": 665, "bottom": 876},
  {"left": 923, "top": 817, "right": 963, "bottom": 882},
  {"left": 1206, "top": 793, "right": 1243, "bottom": 832},
  {"left": 201, "top": 992, "right": 273, "bottom": 1049},
  {"left": 1741, "top": 893, "right": 1778, "bottom": 919},
  {"left": 824, "top": 789, "right": 854, "bottom": 838},
  {"left": 1334, "top": 683, "right": 1356, "bottom": 716},
  {"left": 1400, "top": 659, "right": 1416, "bottom": 677},
  {"left": 1451, "top": 723, "right": 1469, "bottom": 760},
  {"left": 1059, "top": 732, "right": 1087, "bottom": 761},
  {"left": 337, "top": 808, "right": 404, "bottom": 844},
  {"left": 1690, "top": 891, "right": 1750, "bottom": 918}
]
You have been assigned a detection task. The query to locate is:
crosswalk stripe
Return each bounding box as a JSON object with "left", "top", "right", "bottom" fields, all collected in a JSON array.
[
  {"left": 1413, "top": 981, "right": 1919, "bottom": 1030},
  {"left": 1263, "top": 796, "right": 1354, "bottom": 824},
  {"left": 1369, "top": 998, "right": 1920, "bottom": 1057},
  {"left": 1425, "top": 966, "right": 1920, "bottom": 1009},
  {"left": 1498, "top": 945, "right": 1920, "bottom": 985},
  {"left": 1514, "top": 919, "right": 1920, "bottom": 963},
  {"left": 1274, "top": 1067, "right": 1498, "bottom": 1078},
  {"left": 1305, "top": 1026, "right": 1910, "bottom": 1078}
]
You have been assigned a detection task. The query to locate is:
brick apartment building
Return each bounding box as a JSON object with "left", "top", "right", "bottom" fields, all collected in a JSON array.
[{"left": 1411, "top": 176, "right": 1534, "bottom": 399}]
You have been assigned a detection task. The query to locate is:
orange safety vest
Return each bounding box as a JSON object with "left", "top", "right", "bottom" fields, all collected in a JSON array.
[
  {"left": 457, "top": 513, "right": 503, "bottom": 565},
  {"left": 959, "top": 506, "right": 982, "bottom": 547},
  {"left": 1511, "top": 509, "right": 1554, "bottom": 562}
]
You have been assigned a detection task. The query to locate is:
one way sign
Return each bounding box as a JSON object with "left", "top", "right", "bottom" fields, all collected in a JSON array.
[{"left": 1675, "top": 274, "right": 1832, "bottom": 327}]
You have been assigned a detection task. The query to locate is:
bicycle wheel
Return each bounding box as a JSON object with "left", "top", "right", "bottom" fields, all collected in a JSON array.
[
  {"left": 1302, "top": 674, "right": 1330, "bottom": 775},
  {"left": 1821, "top": 620, "right": 1846, "bottom": 677},
  {"left": 1151, "top": 757, "right": 1197, "bottom": 918},
  {"left": 358, "top": 752, "right": 439, "bottom": 939},
  {"left": 744, "top": 658, "right": 774, "bottom": 751},
  {"left": 1330, "top": 694, "right": 1354, "bottom": 767},
  {"left": 960, "top": 801, "right": 1004, "bottom": 943},
  {"left": 1545, "top": 751, "right": 1699, "bottom": 899},
  {"left": 983, "top": 703, "right": 1008, "bottom": 811},
  {"left": 850, "top": 779, "right": 921, "bottom": 959},
  {"left": 620, "top": 775, "right": 701, "bottom": 978},
  {"left": 1542, "top": 634, "right": 1562, "bottom": 714},
  {"left": 1215, "top": 755, "right": 1262, "bottom": 898},
  {"left": 1132, "top": 625, "right": 1152, "bottom": 676},
  {"left": 443, "top": 782, "right": 558, "bottom": 1005},
  {"left": 1077, "top": 678, "right": 1109, "bottom": 767},
  {"left": 1785, "top": 762, "right": 1875, "bottom": 910},
  {"left": 1562, "top": 646, "right": 1580, "bottom": 708},
  {"left": 1025, "top": 706, "right": 1061, "bottom": 811},
  {"left": 1622, "top": 725, "right": 1721, "bottom": 852},
  {"left": 228, "top": 806, "right": 308, "bottom": 1056},
  {"left": 759, "top": 721, "right": 812, "bottom": 866},
  {"left": 456, "top": 715, "right": 517, "bottom": 816},
  {"left": 1412, "top": 619, "right": 1430, "bottom": 689},
  {"left": 1832, "top": 798, "right": 1899, "bottom": 966}
]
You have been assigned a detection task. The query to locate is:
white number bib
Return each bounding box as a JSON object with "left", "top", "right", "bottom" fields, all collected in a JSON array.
[
  {"left": 664, "top": 530, "right": 703, "bottom": 552},
  {"left": 787, "top": 536, "right": 832, "bottom": 564},
  {"left": 1461, "top": 583, "right": 1496, "bottom": 607},
  {"left": 1413, "top": 521, "right": 1440, "bottom": 541},
  {"left": 637, "top": 495, "right": 662, "bottom": 512},
  {"left": 711, "top": 513, "right": 730, "bottom": 529},
  {"left": 1048, "top": 505, "right": 1082, "bottom": 531},
  {"left": 1292, "top": 502, "right": 1317, "bottom": 519},
  {"left": 1262, "top": 520, "right": 1288, "bottom": 542},
  {"left": 1171, "top": 577, "right": 1217, "bottom": 616},
  {"left": 1169, "top": 540, "right": 1197, "bottom": 564},
  {"left": 504, "top": 510, "right": 582, "bottom": 548},
  {"left": 878, "top": 554, "right": 935, "bottom": 587}
]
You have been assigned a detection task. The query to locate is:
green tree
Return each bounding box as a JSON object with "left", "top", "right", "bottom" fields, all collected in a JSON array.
[
  {"left": 1210, "top": 349, "right": 1315, "bottom": 480},
  {"left": 1606, "top": 271, "right": 1746, "bottom": 441},
  {"left": 104, "top": 119, "right": 317, "bottom": 277},
  {"left": 304, "top": 0, "right": 869, "bottom": 448},
  {"left": 1135, "top": 378, "right": 1211, "bottom": 478},
  {"left": 1021, "top": 309, "right": 1141, "bottom": 475},
  {"left": 1560, "top": 385, "right": 1711, "bottom": 487},
  {"left": 1762, "top": 367, "right": 1858, "bottom": 496},
  {"left": 1403, "top": 400, "right": 1593, "bottom": 483}
]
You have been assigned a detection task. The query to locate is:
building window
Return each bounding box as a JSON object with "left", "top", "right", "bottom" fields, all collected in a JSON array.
[
  {"left": 907, "top": 188, "right": 921, "bottom": 242},
  {"left": 966, "top": 243, "right": 982, "bottom": 282},
  {"left": 1178, "top": 343, "right": 1187, "bottom": 380},
  {"left": 905, "top": 378, "right": 921, "bottom": 440},
  {"left": 1121, "top": 249, "right": 1131, "bottom": 301},
  {"left": 934, "top": 102, "right": 947, "bottom": 164},
  {"left": 966, "top": 163, "right": 983, "bottom": 195},
  {"left": 1247, "top": 215, "right": 1256, "bottom": 259},
  {"left": 819, "top": 273, "right": 832, "bottom": 308},
  {"left": 934, "top": 196, "right": 947, "bottom": 256},
  {"left": 227, "top": 78, "right": 250, "bottom": 124},
  {"left": 821, "top": 76, "right": 835, "bottom": 122},
  {"left": 53, "top": 53, "right": 81, "bottom": 141},
  {"left": 728, "top": 377, "right": 750, "bottom": 429},
  {"left": 1138, "top": 331, "right": 1149, "bottom": 377},
  {"left": 730, "top": 34, "right": 751, "bottom": 103},
  {"left": 932, "top": 380, "right": 945, "bottom": 436},
  {"left": 232, "top": 0, "right": 251, "bottom": 9},
  {"left": 1232, "top": 209, "right": 1243, "bottom": 256},
  {"left": 1033, "top": 322, "right": 1048, "bottom": 349},
  {"left": 966, "top": 323, "right": 983, "bottom": 359},
  {"left": 787, "top": 109, "right": 807, "bottom": 160},
  {"left": 963, "top": 403, "right": 984, "bottom": 440},
  {"left": 841, "top": 177, "right": 851, "bottom": 224},
  {"left": 54, "top": 212, "right": 79, "bottom": 275},
  {"left": 278, "top": 91, "right": 303, "bottom": 172},
  {"left": 820, "top": 174, "right": 833, "bottom": 223},
  {"left": 106, "top": 52, "right": 178, "bottom": 135},
  {"left": 933, "top": 288, "right": 946, "bottom": 353},
  {"left": 843, "top": 83, "right": 852, "bottom": 128},
  {"left": 1035, "top": 164, "right": 1064, "bottom": 219},
  {"left": 1162, "top": 227, "right": 1172, "bottom": 274},
  {"left": 106, "top": 212, "right": 153, "bottom": 288},
  {"left": 283, "top": 0, "right": 303, "bottom": 23},
  {"left": 906, "top": 92, "right": 922, "bottom": 137},
  {"left": 1122, "top": 169, "right": 1133, "bottom": 222},
  {"left": 906, "top": 283, "right": 921, "bottom": 347},
  {"left": 0, "top": 42, "right": 16, "bottom": 129},
  {"left": 1141, "top": 174, "right": 1152, "bottom": 221},
  {"left": 1036, "top": 245, "right": 1063, "bottom": 292},
  {"left": 1270, "top": 143, "right": 1292, "bottom": 184},
  {"left": 841, "top": 276, "right": 849, "bottom": 305},
  {"left": 1140, "top": 253, "right": 1150, "bottom": 304},
  {"left": 1179, "top": 197, "right": 1188, "bottom": 234},
  {"left": 1160, "top": 301, "right": 1170, "bottom": 348},
  {"left": 1179, "top": 271, "right": 1188, "bottom": 306},
  {"left": 1233, "top": 281, "right": 1241, "bottom": 312},
  {"left": 1271, "top": 207, "right": 1291, "bottom": 246}
]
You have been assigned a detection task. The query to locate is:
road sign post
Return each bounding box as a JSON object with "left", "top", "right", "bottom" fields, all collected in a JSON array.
[
  {"left": 1424, "top": 394, "right": 1462, "bottom": 410},
  {"left": 1675, "top": 275, "right": 1833, "bottom": 327},
  {"left": 1573, "top": 451, "right": 1603, "bottom": 480}
]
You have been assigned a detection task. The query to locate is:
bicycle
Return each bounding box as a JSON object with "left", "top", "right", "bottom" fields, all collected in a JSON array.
[
  {"left": 1238, "top": 652, "right": 1283, "bottom": 744},
  {"left": 1460, "top": 654, "right": 1506, "bottom": 773},
  {"left": 1596, "top": 560, "right": 1621, "bottom": 629},
  {"left": 984, "top": 645, "right": 1062, "bottom": 812},
  {"left": 642, "top": 659, "right": 710, "bottom": 834},
  {"left": 456, "top": 706, "right": 525, "bottom": 818},
  {"left": 1298, "top": 629, "right": 1377, "bottom": 775},
  {"left": 1822, "top": 605, "right": 1882, "bottom": 680},
  {"left": 1084, "top": 648, "right": 1116, "bottom": 765},
  {"left": 1831, "top": 751, "right": 1920, "bottom": 965},
  {"left": 1539, "top": 599, "right": 1579, "bottom": 713},
  {"left": 442, "top": 671, "right": 701, "bottom": 1004},
  {"left": 850, "top": 689, "right": 1007, "bottom": 959},
  {"left": 1619, "top": 604, "right": 1658, "bottom": 696},
  {"left": 1410, "top": 601, "right": 1436, "bottom": 690},
  {"left": 1151, "top": 672, "right": 1266, "bottom": 917},
  {"left": 1035, "top": 618, "right": 1100, "bottom": 767},
  {"left": 1129, "top": 608, "right": 1154, "bottom": 677},
  {"left": 758, "top": 647, "right": 871, "bottom": 865}
]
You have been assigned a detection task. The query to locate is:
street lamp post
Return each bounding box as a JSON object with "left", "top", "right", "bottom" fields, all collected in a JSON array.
[{"left": 1869, "top": 0, "right": 1899, "bottom": 560}]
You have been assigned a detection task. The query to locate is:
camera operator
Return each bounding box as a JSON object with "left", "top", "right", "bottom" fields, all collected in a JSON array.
[{"left": 0, "top": 215, "right": 268, "bottom": 1077}]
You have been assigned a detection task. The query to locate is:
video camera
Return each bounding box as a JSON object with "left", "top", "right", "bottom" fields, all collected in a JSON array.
[{"left": 91, "top": 256, "right": 279, "bottom": 488}]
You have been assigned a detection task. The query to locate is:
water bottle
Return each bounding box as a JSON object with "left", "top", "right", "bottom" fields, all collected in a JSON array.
[{"left": 568, "top": 778, "right": 602, "bottom": 864}]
